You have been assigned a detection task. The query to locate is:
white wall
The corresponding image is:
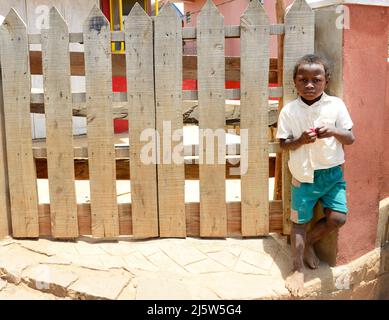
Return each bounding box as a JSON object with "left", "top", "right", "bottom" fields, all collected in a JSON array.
[
  {"left": 1, "top": 0, "right": 98, "bottom": 138},
  {"left": 0, "top": 0, "right": 27, "bottom": 21},
  {"left": 28, "top": 0, "right": 98, "bottom": 138}
]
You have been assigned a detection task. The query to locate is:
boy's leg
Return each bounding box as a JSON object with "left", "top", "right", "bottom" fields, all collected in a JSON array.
[
  {"left": 305, "top": 208, "right": 347, "bottom": 268},
  {"left": 286, "top": 222, "right": 308, "bottom": 297},
  {"left": 286, "top": 178, "right": 318, "bottom": 296},
  {"left": 305, "top": 166, "right": 348, "bottom": 268}
]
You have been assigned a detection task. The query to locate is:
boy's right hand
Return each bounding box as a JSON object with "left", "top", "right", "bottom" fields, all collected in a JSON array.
[{"left": 299, "top": 129, "right": 317, "bottom": 144}]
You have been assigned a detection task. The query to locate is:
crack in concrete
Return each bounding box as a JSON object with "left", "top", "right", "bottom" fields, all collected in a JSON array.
[
  {"left": 18, "top": 244, "right": 55, "bottom": 257},
  {"left": 181, "top": 257, "right": 209, "bottom": 267},
  {"left": 138, "top": 251, "right": 160, "bottom": 269},
  {"left": 150, "top": 250, "right": 191, "bottom": 274},
  {"left": 113, "top": 278, "right": 132, "bottom": 300}
]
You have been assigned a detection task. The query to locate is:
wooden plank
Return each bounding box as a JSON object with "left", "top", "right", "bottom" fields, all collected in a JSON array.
[
  {"left": 31, "top": 88, "right": 282, "bottom": 105},
  {"left": 170, "top": 24, "right": 284, "bottom": 39},
  {"left": 125, "top": 3, "right": 158, "bottom": 238},
  {"left": 30, "top": 88, "right": 284, "bottom": 103},
  {"left": 0, "top": 65, "right": 11, "bottom": 238},
  {"left": 0, "top": 9, "right": 39, "bottom": 237},
  {"left": 182, "top": 55, "right": 278, "bottom": 83},
  {"left": 197, "top": 0, "right": 227, "bottom": 237},
  {"left": 240, "top": 0, "right": 269, "bottom": 236},
  {"left": 83, "top": 6, "right": 119, "bottom": 237},
  {"left": 29, "top": 33, "right": 84, "bottom": 44},
  {"left": 29, "top": 51, "right": 279, "bottom": 83},
  {"left": 35, "top": 156, "right": 277, "bottom": 180},
  {"left": 30, "top": 94, "right": 280, "bottom": 126},
  {"left": 41, "top": 7, "right": 78, "bottom": 238},
  {"left": 154, "top": 3, "right": 186, "bottom": 237},
  {"left": 38, "top": 200, "right": 283, "bottom": 237},
  {"left": 282, "top": 0, "right": 314, "bottom": 234},
  {"left": 32, "top": 142, "right": 282, "bottom": 159},
  {"left": 28, "top": 24, "right": 285, "bottom": 44},
  {"left": 273, "top": 0, "right": 286, "bottom": 202},
  {"left": 186, "top": 201, "right": 283, "bottom": 236},
  {"left": 30, "top": 88, "right": 282, "bottom": 119},
  {"left": 38, "top": 203, "right": 132, "bottom": 236}
]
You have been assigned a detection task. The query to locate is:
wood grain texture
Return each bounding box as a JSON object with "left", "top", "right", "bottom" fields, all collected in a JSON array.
[
  {"left": 37, "top": 200, "right": 283, "bottom": 237},
  {"left": 197, "top": 0, "right": 227, "bottom": 237},
  {"left": 83, "top": 6, "right": 119, "bottom": 237},
  {"left": 282, "top": 0, "right": 314, "bottom": 234},
  {"left": 41, "top": 7, "right": 78, "bottom": 238},
  {"left": 0, "top": 65, "right": 11, "bottom": 237},
  {"left": 273, "top": 0, "right": 286, "bottom": 202},
  {"left": 29, "top": 90, "right": 281, "bottom": 126},
  {"left": 32, "top": 142, "right": 281, "bottom": 159},
  {"left": 29, "top": 51, "right": 279, "bottom": 83},
  {"left": 240, "top": 0, "right": 269, "bottom": 236},
  {"left": 34, "top": 156, "right": 277, "bottom": 180},
  {"left": 154, "top": 3, "right": 186, "bottom": 237},
  {"left": 0, "top": 9, "right": 39, "bottom": 237},
  {"left": 27, "top": 24, "right": 285, "bottom": 45},
  {"left": 125, "top": 3, "right": 159, "bottom": 238}
]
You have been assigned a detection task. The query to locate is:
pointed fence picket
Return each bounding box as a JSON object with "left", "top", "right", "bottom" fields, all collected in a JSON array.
[
  {"left": 83, "top": 6, "right": 119, "bottom": 237},
  {"left": 282, "top": 0, "right": 315, "bottom": 235},
  {"left": 0, "top": 9, "right": 39, "bottom": 237},
  {"left": 154, "top": 4, "right": 186, "bottom": 237},
  {"left": 240, "top": 0, "right": 270, "bottom": 236},
  {"left": 197, "top": 0, "right": 227, "bottom": 237},
  {"left": 42, "top": 7, "right": 78, "bottom": 238},
  {"left": 125, "top": 3, "right": 159, "bottom": 238}
]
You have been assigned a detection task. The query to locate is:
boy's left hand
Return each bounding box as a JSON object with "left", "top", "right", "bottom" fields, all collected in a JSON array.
[{"left": 316, "top": 125, "right": 338, "bottom": 138}]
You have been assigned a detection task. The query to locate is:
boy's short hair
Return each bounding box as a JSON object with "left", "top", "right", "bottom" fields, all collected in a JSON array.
[{"left": 293, "top": 54, "right": 331, "bottom": 80}]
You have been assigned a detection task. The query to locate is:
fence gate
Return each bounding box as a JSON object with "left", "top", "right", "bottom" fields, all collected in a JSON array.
[{"left": 0, "top": 0, "right": 314, "bottom": 239}]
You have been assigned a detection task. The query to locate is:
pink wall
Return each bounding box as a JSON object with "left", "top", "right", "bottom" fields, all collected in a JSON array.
[
  {"left": 384, "top": 56, "right": 389, "bottom": 199},
  {"left": 382, "top": 12, "right": 389, "bottom": 200},
  {"left": 183, "top": 0, "right": 293, "bottom": 57},
  {"left": 338, "top": 5, "right": 389, "bottom": 265}
]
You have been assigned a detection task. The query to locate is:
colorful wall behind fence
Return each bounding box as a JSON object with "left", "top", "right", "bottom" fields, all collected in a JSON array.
[{"left": 183, "top": 0, "right": 294, "bottom": 57}]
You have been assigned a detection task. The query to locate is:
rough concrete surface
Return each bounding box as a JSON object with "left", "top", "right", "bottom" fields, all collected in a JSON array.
[{"left": 0, "top": 235, "right": 387, "bottom": 300}]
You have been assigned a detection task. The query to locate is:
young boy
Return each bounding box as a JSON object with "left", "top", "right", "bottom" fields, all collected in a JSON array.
[{"left": 276, "top": 54, "right": 355, "bottom": 297}]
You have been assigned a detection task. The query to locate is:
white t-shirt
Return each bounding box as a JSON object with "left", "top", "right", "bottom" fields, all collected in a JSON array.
[{"left": 276, "top": 92, "right": 353, "bottom": 183}]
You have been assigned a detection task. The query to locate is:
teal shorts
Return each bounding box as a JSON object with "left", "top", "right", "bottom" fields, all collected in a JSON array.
[{"left": 291, "top": 165, "right": 348, "bottom": 224}]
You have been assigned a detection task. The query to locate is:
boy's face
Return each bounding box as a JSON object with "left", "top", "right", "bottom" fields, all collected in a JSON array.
[{"left": 294, "top": 63, "right": 328, "bottom": 101}]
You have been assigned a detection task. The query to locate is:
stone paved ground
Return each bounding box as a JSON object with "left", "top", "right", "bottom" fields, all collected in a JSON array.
[
  {"left": 0, "top": 235, "right": 292, "bottom": 299},
  {"left": 0, "top": 235, "right": 384, "bottom": 300}
]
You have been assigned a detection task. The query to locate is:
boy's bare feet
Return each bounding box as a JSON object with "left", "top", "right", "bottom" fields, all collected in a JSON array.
[
  {"left": 285, "top": 270, "right": 305, "bottom": 297},
  {"left": 303, "top": 244, "right": 320, "bottom": 269}
]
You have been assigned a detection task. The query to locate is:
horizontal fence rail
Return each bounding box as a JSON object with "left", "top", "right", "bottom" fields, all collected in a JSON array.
[
  {"left": 28, "top": 52, "right": 281, "bottom": 82},
  {"left": 32, "top": 143, "right": 282, "bottom": 159},
  {"left": 30, "top": 87, "right": 284, "bottom": 104},
  {"left": 27, "top": 24, "right": 286, "bottom": 44}
]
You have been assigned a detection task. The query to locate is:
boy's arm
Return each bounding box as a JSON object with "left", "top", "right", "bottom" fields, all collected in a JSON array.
[
  {"left": 277, "top": 108, "right": 317, "bottom": 151},
  {"left": 316, "top": 126, "right": 355, "bottom": 145},
  {"left": 280, "top": 130, "right": 317, "bottom": 151}
]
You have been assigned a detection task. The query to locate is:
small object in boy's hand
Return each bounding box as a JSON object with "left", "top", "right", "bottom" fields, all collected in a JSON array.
[{"left": 310, "top": 128, "right": 318, "bottom": 134}]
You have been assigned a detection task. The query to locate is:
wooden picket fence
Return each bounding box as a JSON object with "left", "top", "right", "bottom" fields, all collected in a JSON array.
[{"left": 0, "top": 0, "right": 314, "bottom": 239}]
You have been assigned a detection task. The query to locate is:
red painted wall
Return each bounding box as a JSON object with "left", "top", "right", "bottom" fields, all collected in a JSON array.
[
  {"left": 382, "top": 8, "right": 389, "bottom": 200},
  {"left": 338, "top": 5, "right": 389, "bottom": 265},
  {"left": 383, "top": 56, "right": 389, "bottom": 199}
]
